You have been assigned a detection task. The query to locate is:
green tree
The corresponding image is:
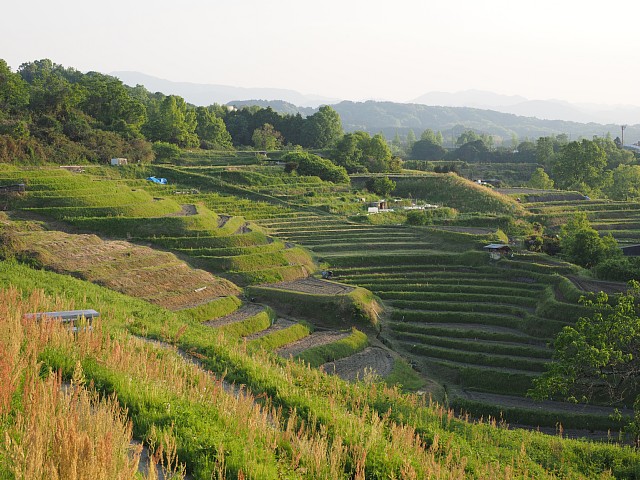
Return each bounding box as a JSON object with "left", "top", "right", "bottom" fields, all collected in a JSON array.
[
  {"left": 365, "top": 176, "right": 396, "bottom": 196},
  {"left": 252, "top": 123, "right": 284, "bottom": 150},
  {"left": 560, "top": 212, "right": 620, "bottom": 268},
  {"left": 605, "top": 164, "right": 640, "bottom": 200},
  {"left": 79, "top": 72, "right": 146, "bottom": 138},
  {"left": 281, "top": 151, "right": 349, "bottom": 183},
  {"left": 365, "top": 134, "right": 393, "bottom": 172},
  {"left": 527, "top": 167, "right": 554, "bottom": 189},
  {"left": 531, "top": 284, "right": 640, "bottom": 445},
  {"left": 405, "top": 129, "right": 417, "bottom": 149},
  {"left": 535, "top": 136, "right": 556, "bottom": 168},
  {"left": 195, "top": 107, "right": 233, "bottom": 150},
  {"left": 332, "top": 131, "right": 370, "bottom": 172},
  {"left": 411, "top": 139, "right": 446, "bottom": 160},
  {"left": 0, "top": 60, "right": 29, "bottom": 113},
  {"left": 552, "top": 139, "right": 607, "bottom": 191},
  {"left": 593, "top": 136, "right": 635, "bottom": 170},
  {"left": 456, "top": 130, "right": 481, "bottom": 147},
  {"left": 144, "top": 95, "right": 198, "bottom": 147},
  {"left": 152, "top": 141, "right": 181, "bottom": 162},
  {"left": 301, "top": 105, "right": 343, "bottom": 148},
  {"left": 420, "top": 129, "right": 443, "bottom": 145}
]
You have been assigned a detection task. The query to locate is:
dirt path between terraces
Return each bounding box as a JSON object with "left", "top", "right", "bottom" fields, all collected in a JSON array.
[
  {"left": 277, "top": 331, "right": 351, "bottom": 358},
  {"left": 321, "top": 347, "right": 394, "bottom": 381}
]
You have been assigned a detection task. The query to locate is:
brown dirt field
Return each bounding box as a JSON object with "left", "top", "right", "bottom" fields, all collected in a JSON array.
[
  {"left": 164, "top": 204, "right": 197, "bottom": 217},
  {"left": 234, "top": 222, "right": 252, "bottom": 234},
  {"left": 321, "top": 347, "right": 394, "bottom": 382},
  {"left": 245, "top": 318, "right": 297, "bottom": 340},
  {"left": 12, "top": 230, "right": 240, "bottom": 310},
  {"left": 268, "top": 277, "right": 355, "bottom": 295},
  {"left": 203, "top": 303, "right": 265, "bottom": 327},
  {"left": 567, "top": 275, "right": 628, "bottom": 295},
  {"left": 277, "top": 331, "right": 351, "bottom": 358}
]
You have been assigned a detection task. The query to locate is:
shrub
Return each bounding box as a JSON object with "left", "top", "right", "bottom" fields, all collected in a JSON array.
[
  {"left": 152, "top": 141, "right": 181, "bottom": 162},
  {"left": 365, "top": 176, "right": 396, "bottom": 196},
  {"left": 281, "top": 151, "right": 349, "bottom": 183}
]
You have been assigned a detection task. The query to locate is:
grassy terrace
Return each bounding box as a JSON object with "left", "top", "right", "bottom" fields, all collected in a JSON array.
[
  {"left": 523, "top": 196, "right": 640, "bottom": 244},
  {"left": 252, "top": 205, "right": 626, "bottom": 430},
  {"left": 0, "top": 165, "right": 314, "bottom": 285}
]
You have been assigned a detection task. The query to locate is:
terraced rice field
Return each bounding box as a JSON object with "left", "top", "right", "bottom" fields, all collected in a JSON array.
[
  {"left": 524, "top": 196, "right": 640, "bottom": 245},
  {"left": 2, "top": 165, "right": 628, "bottom": 429},
  {"left": 253, "top": 208, "right": 624, "bottom": 426}
]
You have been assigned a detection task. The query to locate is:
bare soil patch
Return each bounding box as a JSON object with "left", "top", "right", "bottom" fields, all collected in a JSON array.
[
  {"left": 277, "top": 331, "right": 350, "bottom": 358},
  {"left": 164, "top": 204, "right": 197, "bottom": 217},
  {"left": 268, "top": 277, "right": 355, "bottom": 295},
  {"left": 321, "top": 347, "right": 394, "bottom": 382},
  {"left": 217, "top": 214, "right": 231, "bottom": 227},
  {"left": 234, "top": 222, "right": 252, "bottom": 234},
  {"left": 203, "top": 303, "right": 265, "bottom": 328},
  {"left": 567, "top": 275, "right": 628, "bottom": 295}
]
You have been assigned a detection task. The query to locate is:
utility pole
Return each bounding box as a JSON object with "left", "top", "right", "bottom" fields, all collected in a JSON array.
[{"left": 621, "top": 125, "right": 627, "bottom": 147}]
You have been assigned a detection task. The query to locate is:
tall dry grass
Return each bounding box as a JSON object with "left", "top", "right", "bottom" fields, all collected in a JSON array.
[{"left": 0, "top": 286, "right": 174, "bottom": 480}]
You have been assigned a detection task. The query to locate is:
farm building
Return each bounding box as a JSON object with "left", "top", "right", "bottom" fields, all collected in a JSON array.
[
  {"left": 483, "top": 243, "right": 512, "bottom": 260},
  {"left": 110, "top": 157, "right": 128, "bottom": 166}
]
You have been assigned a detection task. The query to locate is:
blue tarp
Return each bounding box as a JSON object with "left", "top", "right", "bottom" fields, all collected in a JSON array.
[{"left": 146, "top": 176, "right": 168, "bottom": 184}]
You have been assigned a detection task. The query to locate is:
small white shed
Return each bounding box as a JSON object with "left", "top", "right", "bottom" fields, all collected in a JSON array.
[{"left": 110, "top": 157, "right": 128, "bottom": 166}]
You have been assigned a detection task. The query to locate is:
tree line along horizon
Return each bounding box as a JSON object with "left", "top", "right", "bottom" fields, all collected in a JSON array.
[{"left": 1, "top": 58, "right": 640, "bottom": 199}]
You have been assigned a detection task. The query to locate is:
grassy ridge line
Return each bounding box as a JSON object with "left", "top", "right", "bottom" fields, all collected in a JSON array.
[
  {"left": 2, "top": 261, "right": 640, "bottom": 478},
  {"left": 248, "top": 322, "right": 313, "bottom": 352},
  {"left": 216, "top": 308, "right": 276, "bottom": 338}
]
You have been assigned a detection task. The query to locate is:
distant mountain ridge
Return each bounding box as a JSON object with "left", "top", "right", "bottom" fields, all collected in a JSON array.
[
  {"left": 110, "top": 72, "right": 640, "bottom": 144},
  {"left": 229, "top": 99, "right": 640, "bottom": 144},
  {"left": 412, "top": 90, "right": 640, "bottom": 125},
  {"left": 110, "top": 71, "right": 339, "bottom": 108}
]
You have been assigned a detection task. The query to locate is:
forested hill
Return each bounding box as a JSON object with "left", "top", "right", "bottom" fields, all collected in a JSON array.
[{"left": 229, "top": 99, "right": 640, "bottom": 144}]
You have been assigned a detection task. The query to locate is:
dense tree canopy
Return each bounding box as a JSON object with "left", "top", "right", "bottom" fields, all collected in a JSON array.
[
  {"left": 411, "top": 139, "right": 446, "bottom": 160},
  {"left": 282, "top": 151, "right": 349, "bottom": 183},
  {"left": 527, "top": 167, "right": 554, "bottom": 189},
  {"left": 559, "top": 213, "right": 620, "bottom": 268},
  {"left": 332, "top": 132, "right": 399, "bottom": 173},
  {"left": 552, "top": 139, "right": 607, "bottom": 192},
  {"left": 365, "top": 176, "right": 396, "bottom": 196},
  {"left": 301, "top": 106, "right": 343, "bottom": 148}
]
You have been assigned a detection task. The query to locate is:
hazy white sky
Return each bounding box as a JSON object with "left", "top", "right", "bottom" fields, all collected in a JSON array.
[{"left": 3, "top": 0, "right": 639, "bottom": 105}]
